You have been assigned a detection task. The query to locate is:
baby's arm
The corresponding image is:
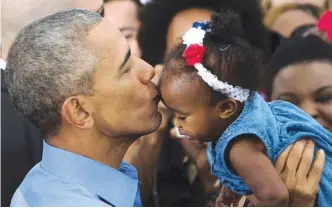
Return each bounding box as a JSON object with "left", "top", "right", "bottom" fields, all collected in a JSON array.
[{"left": 227, "top": 135, "right": 289, "bottom": 206}]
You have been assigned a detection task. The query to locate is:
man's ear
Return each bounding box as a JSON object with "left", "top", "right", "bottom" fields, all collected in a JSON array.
[
  {"left": 216, "top": 99, "right": 238, "bottom": 119},
  {"left": 61, "top": 96, "right": 94, "bottom": 129}
]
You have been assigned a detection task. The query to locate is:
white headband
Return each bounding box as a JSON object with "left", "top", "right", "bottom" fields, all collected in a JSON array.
[{"left": 182, "top": 22, "right": 250, "bottom": 102}]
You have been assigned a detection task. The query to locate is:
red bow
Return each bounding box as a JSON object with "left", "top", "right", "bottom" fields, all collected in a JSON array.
[
  {"left": 182, "top": 44, "right": 205, "bottom": 66},
  {"left": 317, "top": 10, "right": 332, "bottom": 42}
]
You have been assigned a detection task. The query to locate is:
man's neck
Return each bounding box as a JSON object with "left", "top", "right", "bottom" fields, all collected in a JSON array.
[{"left": 47, "top": 131, "right": 136, "bottom": 169}]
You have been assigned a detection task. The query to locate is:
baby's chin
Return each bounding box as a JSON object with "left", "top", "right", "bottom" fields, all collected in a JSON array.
[{"left": 196, "top": 134, "right": 220, "bottom": 143}]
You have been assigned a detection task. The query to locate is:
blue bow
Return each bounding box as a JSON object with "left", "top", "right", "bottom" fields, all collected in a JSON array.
[{"left": 192, "top": 21, "right": 209, "bottom": 31}]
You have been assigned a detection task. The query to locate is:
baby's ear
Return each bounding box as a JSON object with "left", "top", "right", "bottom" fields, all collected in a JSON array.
[{"left": 216, "top": 99, "right": 238, "bottom": 119}]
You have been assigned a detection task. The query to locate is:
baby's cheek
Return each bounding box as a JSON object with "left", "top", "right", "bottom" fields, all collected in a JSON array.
[{"left": 192, "top": 118, "right": 207, "bottom": 132}]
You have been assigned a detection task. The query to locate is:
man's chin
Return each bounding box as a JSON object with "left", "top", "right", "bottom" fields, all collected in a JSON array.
[
  {"left": 147, "top": 112, "right": 162, "bottom": 133},
  {"left": 135, "top": 112, "right": 162, "bottom": 136}
]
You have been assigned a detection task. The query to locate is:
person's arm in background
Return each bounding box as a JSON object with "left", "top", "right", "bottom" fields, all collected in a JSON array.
[{"left": 124, "top": 65, "right": 173, "bottom": 205}]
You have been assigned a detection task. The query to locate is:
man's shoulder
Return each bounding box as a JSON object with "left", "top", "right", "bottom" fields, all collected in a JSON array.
[
  {"left": 11, "top": 188, "right": 110, "bottom": 207},
  {"left": 12, "top": 165, "right": 109, "bottom": 206}
]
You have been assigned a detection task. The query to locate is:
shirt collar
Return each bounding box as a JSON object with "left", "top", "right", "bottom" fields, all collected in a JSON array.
[
  {"left": 0, "top": 59, "right": 6, "bottom": 69},
  {"left": 41, "top": 140, "right": 139, "bottom": 207},
  {"left": 1, "top": 60, "right": 7, "bottom": 91}
]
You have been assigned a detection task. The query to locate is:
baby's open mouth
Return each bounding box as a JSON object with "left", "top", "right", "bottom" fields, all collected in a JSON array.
[{"left": 175, "top": 127, "right": 193, "bottom": 140}]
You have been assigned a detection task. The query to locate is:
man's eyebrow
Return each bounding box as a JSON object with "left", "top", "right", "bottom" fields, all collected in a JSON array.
[
  {"left": 119, "top": 27, "right": 137, "bottom": 33},
  {"left": 119, "top": 49, "right": 131, "bottom": 71}
]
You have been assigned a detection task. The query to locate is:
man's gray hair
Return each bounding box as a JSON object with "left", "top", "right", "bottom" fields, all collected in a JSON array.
[{"left": 5, "top": 9, "right": 102, "bottom": 136}]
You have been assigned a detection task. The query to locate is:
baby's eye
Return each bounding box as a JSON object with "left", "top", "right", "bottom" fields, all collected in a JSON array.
[
  {"left": 316, "top": 95, "right": 332, "bottom": 103},
  {"left": 173, "top": 112, "right": 186, "bottom": 120}
]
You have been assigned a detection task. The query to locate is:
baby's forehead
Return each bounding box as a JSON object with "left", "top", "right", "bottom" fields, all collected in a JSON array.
[
  {"left": 160, "top": 74, "right": 207, "bottom": 101},
  {"left": 160, "top": 71, "right": 198, "bottom": 90}
]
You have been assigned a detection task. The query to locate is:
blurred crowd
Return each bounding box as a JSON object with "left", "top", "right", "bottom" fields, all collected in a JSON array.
[{"left": 1, "top": 0, "right": 332, "bottom": 206}]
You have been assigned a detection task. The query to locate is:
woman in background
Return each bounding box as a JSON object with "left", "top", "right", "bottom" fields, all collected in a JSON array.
[{"left": 267, "top": 35, "right": 332, "bottom": 133}]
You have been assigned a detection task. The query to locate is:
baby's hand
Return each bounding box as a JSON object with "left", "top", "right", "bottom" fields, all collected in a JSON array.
[{"left": 216, "top": 186, "right": 242, "bottom": 207}]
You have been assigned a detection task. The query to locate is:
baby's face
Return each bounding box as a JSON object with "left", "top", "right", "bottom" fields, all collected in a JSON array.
[{"left": 159, "top": 75, "right": 224, "bottom": 142}]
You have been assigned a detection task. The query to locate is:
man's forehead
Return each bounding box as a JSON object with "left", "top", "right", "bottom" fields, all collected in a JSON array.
[
  {"left": 87, "top": 19, "right": 120, "bottom": 49},
  {"left": 86, "top": 19, "right": 129, "bottom": 67}
]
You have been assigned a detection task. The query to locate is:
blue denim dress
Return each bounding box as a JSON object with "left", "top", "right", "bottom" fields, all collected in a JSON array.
[{"left": 207, "top": 92, "right": 332, "bottom": 206}]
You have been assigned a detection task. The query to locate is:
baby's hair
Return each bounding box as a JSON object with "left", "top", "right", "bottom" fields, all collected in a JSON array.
[{"left": 163, "top": 9, "right": 263, "bottom": 96}]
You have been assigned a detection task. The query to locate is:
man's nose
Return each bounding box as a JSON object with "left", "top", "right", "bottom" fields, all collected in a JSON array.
[
  {"left": 130, "top": 40, "right": 142, "bottom": 58},
  {"left": 137, "top": 58, "right": 155, "bottom": 85}
]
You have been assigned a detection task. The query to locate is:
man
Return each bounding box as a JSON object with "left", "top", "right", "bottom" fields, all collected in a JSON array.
[
  {"left": 6, "top": 9, "right": 161, "bottom": 206},
  {"left": 3, "top": 4, "right": 326, "bottom": 208},
  {"left": 1, "top": 1, "right": 104, "bottom": 206},
  {"left": 2, "top": 0, "right": 170, "bottom": 206}
]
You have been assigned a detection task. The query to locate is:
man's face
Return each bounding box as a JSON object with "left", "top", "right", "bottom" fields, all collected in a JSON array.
[{"left": 86, "top": 19, "right": 162, "bottom": 138}]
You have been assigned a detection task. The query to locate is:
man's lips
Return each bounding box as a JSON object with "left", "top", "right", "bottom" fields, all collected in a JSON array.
[{"left": 153, "top": 93, "right": 161, "bottom": 105}]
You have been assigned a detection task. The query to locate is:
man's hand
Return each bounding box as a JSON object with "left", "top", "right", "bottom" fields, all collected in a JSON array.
[{"left": 275, "top": 139, "right": 325, "bottom": 206}]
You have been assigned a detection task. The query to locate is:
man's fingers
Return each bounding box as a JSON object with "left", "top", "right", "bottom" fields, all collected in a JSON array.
[
  {"left": 216, "top": 188, "right": 228, "bottom": 207},
  {"left": 284, "top": 139, "right": 307, "bottom": 176},
  {"left": 154, "top": 64, "right": 163, "bottom": 74},
  {"left": 275, "top": 144, "right": 293, "bottom": 174},
  {"left": 215, "top": 186, "right": 236, "bottom": 207},
  {"left": 246, "top": 195, "right": 259, "bottom": 206},
  {"left": 308, "top": 149, "right": 325, "bottom": 186},
  {"left": 296, "top": 140, "right": 315, "bottom": 179},
  {"left": 232, "top": 194, "right": 243, "bottom": 207},
  {"left": 151, "top": 64, "right": 163, "bottom": 85}
]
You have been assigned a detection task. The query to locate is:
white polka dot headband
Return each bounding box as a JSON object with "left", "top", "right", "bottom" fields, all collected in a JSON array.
[{"left": 182, "top": 22, "right": 250, "bottom": 102}]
